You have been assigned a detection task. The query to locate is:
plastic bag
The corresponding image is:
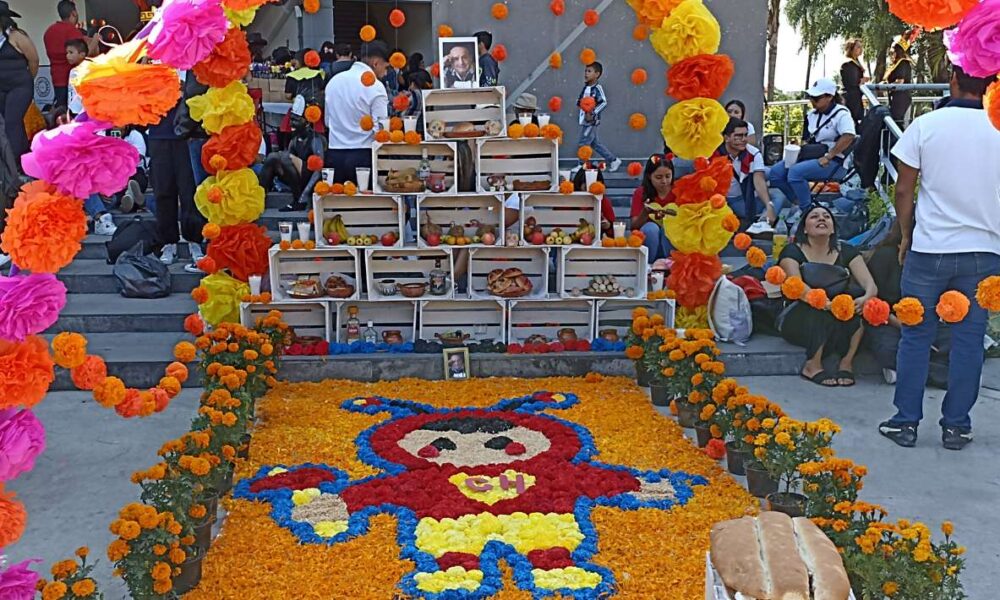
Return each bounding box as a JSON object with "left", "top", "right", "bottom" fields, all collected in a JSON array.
[{"left": 113, "top": 242, "right": 172, "bottom": 298}]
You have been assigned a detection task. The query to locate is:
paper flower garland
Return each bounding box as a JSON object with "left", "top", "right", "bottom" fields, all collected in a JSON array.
[
  {"left": 187, "top": 80, "right": 256, "bottom": 134},
  {"left": 0, "top": 183, "right": 87, "bottom": 274},
  {"left": 206, "top": 224, "right": 273, "bottom": 281},
  {"left": 650, "top": 0, "right": 721, "bottom": 65},
  {"left": 944, "top": 0, "right": 1000, "bottom": 78},
  {"left": 667, "top": 251, "right": 722, "bottom": 308},
  {"left": 661, "top": 98, "right": 729, "bottom": 160},
  {"left": 198, "top": 272, "right": 250, "bottom": 325},
  {"left": 0, "top": 337, "right": 55, "bottom": 411},
  {"left": 194, "top": 169, "right": 266, "bottom": 225},
  {"left": 0, "top": 408, "right": 46, "bottom": 482},
  {"left": 145, "top": 0, "right": 228, "bottom": 70},
  {"left": 662, "top": 202, "right": 736, "bottom": 255},
  {"left": 887, "top": 0, "right": 979, "bottom": 31},
  {"left": 192, "top": 27, "right": 252, "bottom": 88},
  {"left": 21, "top": 121, "right": 140, "bottom": 199},
  {"left": 0, "top": 274, "right": 66, "bottom": 343},
  {"left": 987, "top": 81, "right": 1000, "bottom": 132},
  {"left": 627, "top": 0, "right": 685, "bottom": 29},
  {"left": 201, "top": 121, "right": 263, "bottom": 175},
  {"left": 666, "top": 54, "right": 735, "bottom": 101}
]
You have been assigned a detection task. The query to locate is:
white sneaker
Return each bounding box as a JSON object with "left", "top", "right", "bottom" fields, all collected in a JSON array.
[
  {"left": 882, "top": 368, "right": 897, "bottom": 385},
  {"left": 160, "top": 243, "right": 177, "bottom": 265},
  {"left": 0, "top": 253, "right": 10, "bottom": 268},
  {"left": 95, "top": 213, "right": 118, "bottom": 236},
  {"left": 746, "top": 220, "right": 774, "bottom": 236},
  {"left": 184, "top": 242, "right": 205, "bottom": 273},
  {"left": 608, "top": 158, "right": 622, "bottom": 172}
]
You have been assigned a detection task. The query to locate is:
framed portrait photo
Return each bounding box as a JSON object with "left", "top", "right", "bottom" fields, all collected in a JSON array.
[
  {"left": 443, "top": 347, "right": 471, "bottom": 380},
  {"left": 439, "top": 37, "right": 480, "bottom": 89}
]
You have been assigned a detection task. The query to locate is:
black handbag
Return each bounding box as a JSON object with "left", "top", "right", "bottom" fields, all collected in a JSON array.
[
  {"left": 798, "top": 106, "right": 849, "bottom": 162},
  {"left": 798, "top": 143, "right": 829, "bottom": 161},
  {"left": 800, "top": 262, "right": 851, "bottom": 296}
]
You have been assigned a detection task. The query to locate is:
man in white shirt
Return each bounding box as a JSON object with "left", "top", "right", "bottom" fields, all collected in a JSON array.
[
  {"left": 879, "top": 66, "right": 1000, "bottom": 451},
  {"left": 717, "top": 118, "right": 776, "bottom": 226},
  {"left": 324, "top": 40, "right": 389, "bottom": 184}
]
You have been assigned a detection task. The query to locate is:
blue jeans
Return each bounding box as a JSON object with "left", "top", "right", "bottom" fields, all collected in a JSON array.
[
  {"left": 578, "top": 124, "right": 617, "bottom": 163},
  {"left": 640, "top": 222, "right": 671, "bottom": 263},
  {"left": 891, "top": 251, "right": 1000, "bottom": 429},
  {"left": 189, "top": 138, "right": 209, "bottom": 185},
  {"left": 768, "top": 159, "right": 846, "bottom": 210},
  {"left": 84, "top": 194, "right": 105, "bottom": 217}
]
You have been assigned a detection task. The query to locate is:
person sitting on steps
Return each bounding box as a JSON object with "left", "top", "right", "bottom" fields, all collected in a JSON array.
[{"left": 261, "top": 98, "right": 325, "bottom": 213}]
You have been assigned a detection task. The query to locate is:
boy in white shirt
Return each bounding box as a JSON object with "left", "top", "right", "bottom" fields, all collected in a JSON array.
[{"left": 65, "top": 38, "right": 87, "bottom": 114}]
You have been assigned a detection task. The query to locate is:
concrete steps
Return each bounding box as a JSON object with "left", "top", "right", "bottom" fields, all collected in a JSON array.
[
  {"left": 46, "top": 294, "right": 197, "bottom": 334},
  {"left": 58, "top": 260, "right": 201, "bottom": 294}
]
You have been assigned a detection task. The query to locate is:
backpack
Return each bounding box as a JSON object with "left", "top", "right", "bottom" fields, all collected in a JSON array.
[
  {"left": 105, "top": 217, "right": 160, "bottom": 264},
  {"left": 113, "top": 242, "right": 172, "bottom": 299},
  {"left": 708, "top": 276, "right": 753, "bottom": 344}
]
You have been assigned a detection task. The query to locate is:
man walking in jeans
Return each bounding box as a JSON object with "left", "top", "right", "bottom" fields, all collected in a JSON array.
[{"left": 879, "top": 66, "right": 1000, "bottom": 450}]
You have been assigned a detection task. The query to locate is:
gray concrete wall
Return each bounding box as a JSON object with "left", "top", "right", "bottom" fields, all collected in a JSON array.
[{"left": 433, "top": 0, "right": 767, "bottom": 160}]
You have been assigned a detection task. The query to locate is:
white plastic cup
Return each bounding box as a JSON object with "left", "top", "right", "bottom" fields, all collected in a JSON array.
[
  {"left": 278, "top": 221, "right": 294, "bottom": 243},
  {"left": 403, "top": 116, "right": 418, "bottom": 133},
  {"left": 297, "top": 221, "right": 311, "bottom": 242},
  {"left": 584, "top": 169, "right": 598, "bottom": 187},
  {"left": 537, "top": 113, "right": 551, "bottom": 127},
  {"left": 649, "top": 271, "right": 664, "bottom": 292},
  {"left": 249, "top": 275, "right": 262, "bottom": 296},
  {"left": 613, "top": 221, "right": 627, "bottom": 239},
  {"left": 518, "top": 113, "right": 532, "bottom": 126},
  {"left": 356, "top": 167, "right": 371, "bottom": 192},
  {"left": 783, "top": 144, "right": 801, "bottom": 167},
  {"left": 322, "top": 168, "right": 335, "bottom": 185}
]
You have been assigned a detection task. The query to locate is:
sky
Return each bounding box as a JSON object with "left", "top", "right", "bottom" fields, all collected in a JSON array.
[{"left": 772, "top": 12, "right": 843, "bottom": 93}]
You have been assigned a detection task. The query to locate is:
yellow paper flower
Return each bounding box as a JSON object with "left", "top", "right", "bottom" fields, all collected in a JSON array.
[
  {"left": 224, "top": 6, "right": 257, "bottom": 26},
  {"left": 661, "top": 98, "right": 729, "bottom": 160},
  {"left": 199, "top": 272, "right": 249, "bottom": 326},
  {"left": 650, "top": 0, "right": 720, "bottom": 65},
  {"left": 662, "top": 200, "right": 736, "bottom": 255},
  {"left": 195, "top": 169, "right": 265, "bottom": 226},
  {"left": 676, "top": 305, "right": 709, "bottom": 328},
  {"left": 187, "top": 80, "right": 256, "bottom": 134}
]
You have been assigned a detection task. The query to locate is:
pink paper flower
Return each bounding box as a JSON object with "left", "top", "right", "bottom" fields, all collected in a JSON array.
[
  {"left": 0, "top": 409, "right": 46, "bottom": 482},
  {"left": 0, "top": 274, "right": 67, "bottom": 343},
  {"left": 946, "top": 0, "right": 1000, "bottom": 78},
  {"left": 20, "top": 121, "right": 139, "bottom": 199},
  {"left": 146, "top": 0, "right": 228, "bottom": 70},
  {"left": 0, "top": 558, "right": 40, "bottom": 599}
]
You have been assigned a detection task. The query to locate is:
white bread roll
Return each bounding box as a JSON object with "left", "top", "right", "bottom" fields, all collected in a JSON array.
[
  {"left": 710, "top": 516, "right": 769, "bottom": 599},
  {"left": 758, "top": 512, "right": 810, "bottom": 600},
  {"left": 792, "top": 517, "right": 851, "bottom": 600}
]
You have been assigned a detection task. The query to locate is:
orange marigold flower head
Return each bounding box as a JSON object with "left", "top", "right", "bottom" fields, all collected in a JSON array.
[
  {"left": 374, "top": 130, "right": 391, "bottom": 144},
  {"left": 579, "top": 48, "right": 596, "bottom": 65},
  {"left": 630, "top": 68, "right": 648, "bottom": 86},
  {"left": 360, "top": 71, "right": 377, "bottom": 87},
  {"left": 625, "top": 346, "right": 644, "bottom": 360},
  {"left": 721, "top": 213, "right": 740, "bottom": 233},
  {"left": 745, "top": 246, "right": 766, "bottom": 268},
  {"left": 589, "top": 182, "right": 606, "bottom": 196},
  {"left": 765, "top": 266, "right": 787, "bottom": 286},
  {"left": 491, "top": 2, "right": 508, "bottom": 20},
  {"left": 303, "top": 50, "right": 320, "bottom": 68},
  {"left": 577, "top": 145, "right": 594, "bottom": 161},
  {"left": 986, "top": 81, "right": 1000, "bottom": 132},
  {"left": 389, "top": 8, "right": 406, "bottom": 27},
  {"left": 831, "top": 294, "right": 855, "bottom": 322},
  {"left": 805, "top": 288, "right": 829, "bottom": 310},
  {"left": 306, "top": 155, "right": 324, "bottom": 172},
  {"left": 158, "top": 376, "right": 182, "bottom": 398},
  {"left": 51, "top": 332, "right": 88, "bottom": 369},
  {"left": 976, "top": 275, "right": 1000, "bottom": 312},
  {"left": 781, "top": 276, "right": 806, "bottom": 300},
  {"left": 304, "top": 105, "right": 322, "bottom": 124},
  {"left": 183, "top": 313, "right": 205, "bottom": 336},
  {"left": 173, "top": 341, "right": 197, "bottom": 363},
  {"left": 41, "top": 582, "right": 68, "bottom": 600},
  {"left": 549, "top": 53, "right": 563, "bottom": 70},
  {"left": 190, "top": 286, "right": 209, "bottom": 304},
  {"left": 632, "top": 23, "right": 649, "bottom": 40},
  {"left": 550, "top": 0, "right": 565, "bottom": 15},
  {"left": 893, "top": 297, "right": 925, "bottom": 327},
  {"left": 733, "top": 233, "right": 751, "bottom": 251},
  {"left": 302, "top": 0, "right": 319, "bottom": 13},
  {"left": 579, "top": 96, "right": 597, "bottom": 113},
  {"left": 629, "top": 113, "right": 647, "bottom": 130},
  {"left": 627, "top": 161, "right": 643, "bottom": 177},
  {"left": 202, "top": 223, "right": 221, "bottom": 240},
  {"left": 548, "top": 96, "right": 563, "bottom": 112},
  {"left": 71, "top": 579, "right": 96, "bottom": 597},
  {"left": 359, "top": 24, "right": 376, "bottom": 42},
  {"left": 583, "top": 8, "right": 600, "bottom": 26},
  {"left": 392, "top": 92, "right": 411, "bottom": 113},
  {"left": 936, "top": 290, "right": 970, "bottom": 323},
  {"left": 389, "top": 130, "right": 405, "bottom": 144},
  {"left": 403, "top": 130, "right": 422, "bottom": 145},
  {"left": 359, "top": 115, "right": 374, "bottom": 131},
  {"left": 92, "top": 376, "right": 126, "bottom": 408},
  {"left": 491, "top": 44, "right": 508, "bottom": 62},
  {"left": 523, "top": 123, "right": 541, "bottom": 138}
]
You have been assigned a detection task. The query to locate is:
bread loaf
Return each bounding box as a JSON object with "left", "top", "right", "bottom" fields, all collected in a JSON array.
[
  {"left": 758, "top": 512, "right": 810, "bottom": 600},
  {"left": 710, "top": 517, "right": 768, "bottom": 599},
  {"left": 792, "top": 517, "right": 851, "bottom": 600}
]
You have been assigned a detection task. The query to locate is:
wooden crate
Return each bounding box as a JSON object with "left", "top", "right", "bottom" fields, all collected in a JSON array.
[
  {"left": 313, "top": 194, "right": 404, "bottom": 248},
  {"left": 422, "top": 87, "right": 507, "bottom": 140},
  {"left": 365, "top": 248, "right": 455, "bottom": 301},
  {"left": 240, "top": 302, "right": 331, "bottom": 342},
  {"left": 333, "top": 301, "right": 417, "bottom": 344},
  {"left": 476, "top": 138, "right": 559, "bottom": 194},
  {"left": 468, "top": 246, "right": 550, "bottom": 301},
  {"left": 416, "top": 194, "right": 505, "bottom": 248},
  {"left": 558, "top": 247, "right": 648, "bottom": 300},
  {"left": 372, "top": 142, "right": 457, "bottom": 195},
  {"left": 518, "top": 193, "right": 602, "bottom": 246},
  {"left": 507, "top": 299, "right": 595, "bottom": 344},
  {"left": 418, "top": 300, "right": 506, "bottom": 344},
  {"left": 594, "top": 299, "right": 676, "bottom": 341},
  {"left": 268, "top": 246, "right": 361, "bottom": 302}
]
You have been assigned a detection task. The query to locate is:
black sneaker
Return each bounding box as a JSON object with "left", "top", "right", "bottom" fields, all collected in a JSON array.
[
  {"left": 878, "top": 421, "right": 917, "bottom": 447},
  {"left": 942, "top": 427, "right": 973, "bottom": 451}
]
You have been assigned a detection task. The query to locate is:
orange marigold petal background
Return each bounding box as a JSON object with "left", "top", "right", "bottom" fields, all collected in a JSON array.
[{"left": 187, "top": 377, "right": 756, "bottom": 599}]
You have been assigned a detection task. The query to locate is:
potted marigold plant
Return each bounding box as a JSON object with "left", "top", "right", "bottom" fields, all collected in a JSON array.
[
  {"left": 657, "top": 329, "right": 724, "bottom": 426},
  {"left": 799, "top": 456, "right": 867, "bottom": 523},
  {"left": 729, "top": 394, "right": 785, "bottom": 477},
  {"left": 751, "top": 417, "right": 840, "bottom": 513},
  {"left": 108, "top": 503, "right": 198, "bottom": 597},
  {"left": 625, "top": 307, "right": 670, "bottom": 390},
  {"left": 37, "top": 547, "right": 102, "bottom": 600}
]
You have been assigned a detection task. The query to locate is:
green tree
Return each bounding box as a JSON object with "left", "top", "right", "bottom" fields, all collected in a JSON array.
[{"left": 766, "top": 0, "right": 782, "bottom": 101}]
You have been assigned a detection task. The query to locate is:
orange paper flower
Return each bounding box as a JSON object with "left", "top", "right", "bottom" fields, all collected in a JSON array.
[
  {"left": 201, "top": 121, "right": 263, "bottom": 175},
  {"left": 392, "top": 93, "right": 411, "bottom": 113},
  {"left": 672, "top": 155, "right": 732, "bottom": 205},
  {"left": 666, "top": 54, "right": 735, "bottom": 101},
  {"left": 192, "top": 27, "right": 252, "bottom": 88},
  {"left": 629, "top": 113, "right": 648, "bottom": 130},
  {"left": 831, "top": 294, "right": 856, "bottom": 322},
  {"left": 631, "top": 68, "right": 648, "bottom": 85},
  {"left": 805, "top": 288, "right": 829, "bottom": 310},
  {"left": 627, "top": 162, "right": 643, "bottom": 177},
  {"left": 782, "top": 276, "right": 805, "bottom": 300},
  {"left": 765, "top": 266, "right": 787, "bottom": 286},
  {"left": 583, "top": 9, "right": 600, "bottom": 26},
  {"left": 207, "top": 224, "right": 272, "bottom": 281},
  {"left": 75, "top": 44, "right": 182, "bottom": 127},
  {"left": 438, "top": 24, "right": 453, "bottom": 37},
  {"left": 304, "top": 106, "right": 322, "bottom": 124},
  {"left": 578, "top": 146, "right": 594, "bottom": 161},
  {"left": 976, "top": 275, "right": 1000, "bottom": 312},
  {"left": 0, "top": 184, "right": 87, "bottom": 274},
  {"left": 550, "top": 0, "right": 565, "bottom": 15},
  {"left": 667, "top": 251, "right": 722, "bottom": 308},
  {"left": 491, "top": 2, "right": 508, "bottom": 20},
  {"left": 360, "top": 25, "right": 376, "bottom": 42},
  {"left": 389, "top": 8, "right": 406, "bottom": 27},
  {"left": 862, "top": 297, "right": 891, "bottom": 327},
  {"left": 0, "top": 337, "right": 55, "bottom": 410},
  {"left": 579, "top": 96, "right": 597, "bottom": 113},
  {"left": 303, "top": 0, "right": 319, "bottom": 13},
  {"left": 0, "top": 486, "right": 26, "bottom": 548},
  {"left": 549, "top": 52, "right": 563, "bottom": 69},
  {"left": 987, "top": 81, "right": 1000, "bottom": 132},
  {"left": 304, "top": 51, "right": 321, "bottom": 68},
  {"left": 893, "top": 297, "right": 925, "bottom": 327},
  {"left": 745, "top": 246, "right": 766, "bottom": 268},
  {"left": 361, "top": 72, "right": 376, "bottom": 87},
  {"left": 580, "top": 48, "right": 597, "bottom": 65},
  {"left": 307, "top": 155, "right": 324, "bottom": 172},
  {"left": 548, "top": 96, "right": 563, "bottom": 112},
  {"left": 886, "top": 0, "right": 978, "bottom": 30},
  {"left": 491, "top": 45, "right": 508, "bottom": 62},
  {"left": 936, "top": 290, "right": 970, "bottom": 323},
  {"left": 732, "top": 233, "right": 751, "bottom": 251},
  {"left": 51, "top": 332, "right": 87, "bottom": 369},
  {"left": 71, "top": 355, "right": 107, "bottom": 391}
]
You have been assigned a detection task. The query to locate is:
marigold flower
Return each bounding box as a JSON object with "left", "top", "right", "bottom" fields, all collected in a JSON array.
[
  {"left": 118, "top": 520, "right": 141, "bottom": 540},
  {"left": 629, "top": 113, "right": 647, "bottom": 130},
  {"left": 303, "top": 105, "right": 322, "bottom": 124},
  {"left": 169, "top": 547, "right": 187, "bottom": 565},
  {"left": 941, "top": 520, "right": 954, "bottom": 536},
  {"left": 935, "top": 290, "right": 970, "bottom": 324},
  {"left": 491, "top": 2, "right": 508, "bottom": 19},
  {"left": 805, "top": 288, "right": 829, "bottom": 311},
  {"left": 51, "top": 332, "right": 88, "bottom": 369},
  {"left": 174, "top": 341, "right": 197, "bottom": 363},
  {"left": 151, "top": 561, "right": 172, "bottom": 581},
  {"left": 71, "top": 578, "right": 96, "bottom": 597},
  {"left": 42, "top": 582, "right": 68, "bottom": 600},
  {"left": 975, "top": 274, "right": 1000, "bottom": 311},
  {"left": 830, "top": 294, "right": 855, "bottom": 322},
  {"left": 781, "top": 276, "right": 805, "bottom": 300},
  {"left": 579, "top": 48, "right": 596, "bottom": 65},
  {"left": 625, "top": 346, "right": 644, "bottom": 360},
  {"left": 893, "top": 297, "right": 925, "bottom": 327}
]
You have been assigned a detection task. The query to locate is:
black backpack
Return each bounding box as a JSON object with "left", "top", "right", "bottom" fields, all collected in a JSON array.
[{"left": 105, "top": 217, "right": 160, "bottom": 264}]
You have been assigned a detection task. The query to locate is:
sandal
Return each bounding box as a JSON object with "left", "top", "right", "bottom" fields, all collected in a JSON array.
[
  {"left": 836, "top": 370, "right": 856, "bottom": 387},
  {"left": 800, "top": 369, "right": 838, "bottom": 387}
]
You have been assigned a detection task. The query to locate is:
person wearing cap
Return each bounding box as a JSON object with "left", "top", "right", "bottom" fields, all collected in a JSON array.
[
  {"left": 0, "top": 1, "right": 38, "bottom": 160},
  {"left": 507, "top": 93, "right": 539, "bottom": 126},
  {"left": 324, "top": 40, "right": 389, "bottom": 184},
  {"left": 883, "top": 36, "right": 914, "bottom": 125},
  {"left": 767, "top": 78, "right": 855, "bottom": 212}
]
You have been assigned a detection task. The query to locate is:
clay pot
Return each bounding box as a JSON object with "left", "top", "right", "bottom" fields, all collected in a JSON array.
[
  {"left": 599, "top": 329, "right": 619, "bottom": 343},
  {"left": 766, "top": 492, "right": 808, "bottom": 517},
  {"left": 382, "top": 330, "right": 403, "bottom": 345},
  {"left": 649, "top": 385, "right": 671, "bottom": 407},
  {"left": 172, "top": 554, "right": 204, "bottom": 595},
  {"left": 694, "top": 425, "right": 713, "bottom": 448},
  {"left": 725, "top": 441, "right": 748, "bottom": 476},
  {"left": 676, "top": 402, "right": 699, "bottom": 429},
  {"left": 557, "top": 328, "right": 578, "bottom": 343},
  {"left": 745, "top": 463, "right": 779, "bottom": 498}
]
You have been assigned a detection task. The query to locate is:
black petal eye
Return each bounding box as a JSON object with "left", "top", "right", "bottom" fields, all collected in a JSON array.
[
  {"left": 484, "top": 436, "right": 512, "bottom": 450},
  {"left": 431, "top": 437, "right": 456, "bottom": 451}
]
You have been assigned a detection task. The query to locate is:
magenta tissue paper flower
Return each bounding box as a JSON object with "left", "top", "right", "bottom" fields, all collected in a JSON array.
[
  {"left": 0, "top": 408, "right": 45, "bottom": 482},
  {"left": 20, "top": 121, "right": 139, "bottom": 199},
  {"left": 146, "top": 0, "right": 228, "bottom": 70},
  {"left": 0, "top": 274, "right": 67, "bottom": 343},
  {"left": 946, "top": 0, "right": 1000, "bottom": 78},
  {"left": 0, "top": 558, "right": 40, "bottom": 600}
]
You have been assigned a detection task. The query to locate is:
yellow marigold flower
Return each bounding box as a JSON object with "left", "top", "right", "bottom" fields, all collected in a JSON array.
[
  {"left": 107, "top": 539, "right": 130, "bottom": 561},
  {"left": 941, "top": 521, "right": 954, "bottom": 536},
  {"left": 668, "top": 349, "right": 685, "bottom": 361},
  {"left": 153, "top": 579, "right": 173, "bottom": 594},
  {"left": 118, "top": 521, "right": 141, "bottom": 541},
  {"left": 41, "top": 582, "right": 68, "bottom": 600},
  {"left": 882, "top": 581, "right": 899, "bottom": 596},
  {"left": 774, "top": 431, "right": 792, "bottom": 447},
  {"left": 71, "top": 579, "right": 96, "bottom": 597},
  {"left": 951, "top": 546, "right": 966, "bottom": 556}
]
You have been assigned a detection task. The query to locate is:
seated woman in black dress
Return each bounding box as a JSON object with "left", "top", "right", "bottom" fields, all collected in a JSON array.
[{"left": 778, "top": 204, "right": 877, "bottom": 386}]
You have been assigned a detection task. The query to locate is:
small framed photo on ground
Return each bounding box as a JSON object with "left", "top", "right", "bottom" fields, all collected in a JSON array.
[
  {"left": 439, "top": 37, "right": 479, "bottom": 89},
  {"left": 443, "top": 347, "right": 471, "bottom": 380}
]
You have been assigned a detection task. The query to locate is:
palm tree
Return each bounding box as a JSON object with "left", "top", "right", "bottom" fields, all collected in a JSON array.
[{"left": 766, "top": 0, "right": 782, "bottom": 100}]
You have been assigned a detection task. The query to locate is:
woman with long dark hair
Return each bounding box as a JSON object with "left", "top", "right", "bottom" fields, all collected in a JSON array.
[
  {"left": 629, "top": 154, "right": 674, "bottom": 263},
  {"left": 777, "top": 204, "right": 877, "bottom": 386},
  {"left": 884, "top": 37, "right": 914, "bottom": 124},
  {"left": 0, "top": 2, "right": 39, "bottom": 159},
  {"left": 725, "top": 99, "right": 756, "bottom": 145},
  {"left": 840, "top": 39, "right": 868, "bottom": 124}
]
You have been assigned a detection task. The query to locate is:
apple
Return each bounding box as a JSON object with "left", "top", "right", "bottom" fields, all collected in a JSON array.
[
  {"left": 529, "top": 231, "right": 545, "bottom": 245},
  {"left": 327, "top": 233, "right": 342, "bottom": 245},
  {"left": 426, "top": 233, "right": 441, "bottom": 247},
  {"left": 579, "top": 233, "right": 594, "bottom": 246},
  {"left": 482, "top": 232, "right": 496, "bottom": 245},
  {"left": 381, "top": 232, "right": 397, "bottom": 246}
]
